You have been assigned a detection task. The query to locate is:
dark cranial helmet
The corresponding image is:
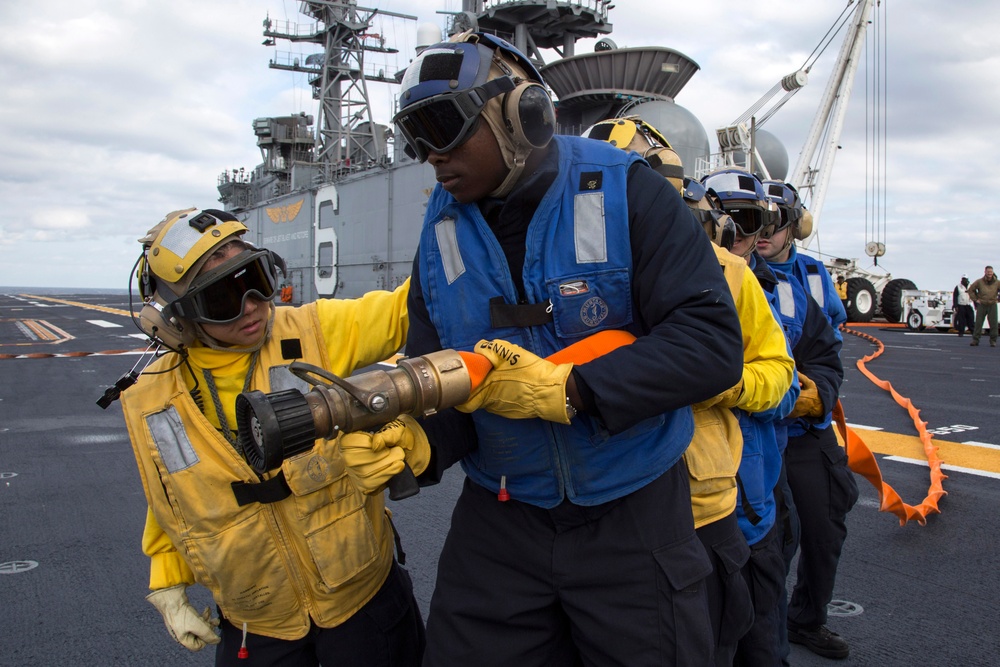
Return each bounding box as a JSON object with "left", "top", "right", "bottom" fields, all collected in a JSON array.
[
  {"left": 392, "top": 32, "right": 555, "bottom": 197},
  {"left": 701, "top": 168, "right": 773, "bottom": 241}
]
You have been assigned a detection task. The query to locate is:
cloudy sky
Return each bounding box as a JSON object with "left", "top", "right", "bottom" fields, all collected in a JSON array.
[{"left": 1, "top": 0, "right": 995, "bottom": 292}]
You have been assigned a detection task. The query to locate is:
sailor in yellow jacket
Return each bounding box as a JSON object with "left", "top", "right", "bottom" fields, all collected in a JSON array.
[
  {"left": 587, "top": 118, "right": 795, "bottom": 665},
  {"left": 119, "top": 208, "right": 427, "bottom": 666}
]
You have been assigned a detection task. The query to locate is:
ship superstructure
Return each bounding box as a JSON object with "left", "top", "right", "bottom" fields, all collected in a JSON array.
[{"left": 218, "top": 1, "right": 711, "bottom": 302}]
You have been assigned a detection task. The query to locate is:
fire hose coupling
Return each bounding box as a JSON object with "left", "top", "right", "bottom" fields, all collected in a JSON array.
[{"left": 235, "top": 350, "right": 473, "bottom": 497}]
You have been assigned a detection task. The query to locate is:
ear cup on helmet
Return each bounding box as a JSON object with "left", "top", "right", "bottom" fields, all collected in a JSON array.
[
  {"left": 794, "top": 209, "right": 814, "bottom": 240},
  {"left": 715, "top": 214, "right": 737, "bottom": 252},
  {"left": 502, "top": 81, "right": 555, "bottom": 149},
  {"left": 138, "top": 295, "right": 195, "bottom": 349}
]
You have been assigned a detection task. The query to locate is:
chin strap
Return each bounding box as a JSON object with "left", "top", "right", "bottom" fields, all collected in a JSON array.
[{"left": 479, "top": 94, "right": 533, "bottom": 199}]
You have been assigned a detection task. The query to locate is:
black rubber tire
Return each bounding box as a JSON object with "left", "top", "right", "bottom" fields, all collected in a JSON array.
[
  {"left": 846, "top": 277, "right": 877, "bottom": 322},
  {"left": 880, "top": 278, "right": 918, "bottom": 323},
  {"left": 906, "top": 309, "right": 924, "bottom": 331}
]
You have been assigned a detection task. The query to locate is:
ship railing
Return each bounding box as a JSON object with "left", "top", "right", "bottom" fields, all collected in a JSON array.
[
  {"left": 695, "top": 153, "right": 752, "bottom": 180},
  {"left": 269, "top": 52, "right": 323, "bottom": 73},
  {"left": 263, "top": 17, "right": 322, "bottom": 39},
  {"left": 480, "top": 0, "right": 609, "bottom": 22}
]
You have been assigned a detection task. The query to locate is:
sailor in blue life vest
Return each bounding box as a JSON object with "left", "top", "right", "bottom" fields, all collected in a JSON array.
[
  {"left": 590, "top": 118, "right": 798, "bottom": 667},
  {"left": 761, "top": 180, "right": 848, "bottom": 337},
  {"left": 393, "top": 33, "right": 743, "bottom": 666},
  {"left": 756, "top": 182, "right": 857, "bottom": 661}
]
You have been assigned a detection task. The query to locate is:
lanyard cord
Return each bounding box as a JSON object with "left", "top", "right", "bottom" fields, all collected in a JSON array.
[{"left": 202, "top": 351, "right": 259, "bottom": 452}]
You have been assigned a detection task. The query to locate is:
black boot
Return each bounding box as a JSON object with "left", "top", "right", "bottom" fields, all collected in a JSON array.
[{"left": 788, "top": 624, "right": 850, "bottom": 659}]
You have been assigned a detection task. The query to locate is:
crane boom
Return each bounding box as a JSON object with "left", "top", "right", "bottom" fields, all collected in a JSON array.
[{"left": 792, "top": 0, "right": 876, "bottom": 248}]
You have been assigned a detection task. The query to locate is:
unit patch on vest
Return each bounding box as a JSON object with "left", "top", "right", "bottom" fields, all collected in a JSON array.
[
  {"left": 559, "top": 280, "right": 590, "bottom": 296},
  {"left": 307, "top": 454, "right": 330, "bottom": 483},
  {"left": 579, "top": 171, "right": 603, "bottom": 191},
  {"left": 580, "top": 296, "right": 609, "bottom": 327}
]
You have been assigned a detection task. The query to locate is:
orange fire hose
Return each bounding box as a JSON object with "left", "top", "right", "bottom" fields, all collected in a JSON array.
[
  {"left": 456, "top": 327, "right": 947, "bottom": 526},
  {"left": 833, "top": 327, "right": 948, "bottom": 525},
  {"left": 457, "top": 330, "right": 638, "bottom": 392}
]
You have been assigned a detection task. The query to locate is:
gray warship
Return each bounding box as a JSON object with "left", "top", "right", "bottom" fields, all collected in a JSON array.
[{"left": 215, "top": 0, "right": 714, "bottom": 303}]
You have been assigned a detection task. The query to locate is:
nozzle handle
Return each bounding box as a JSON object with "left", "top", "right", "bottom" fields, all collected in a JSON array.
[{"left": 388, "top": 462, "right": 420, "bottom": 501}]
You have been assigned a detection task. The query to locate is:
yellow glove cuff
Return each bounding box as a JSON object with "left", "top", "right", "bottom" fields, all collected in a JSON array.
[{"left": 457, "top": 339, "right": 573, "bottom": 424}]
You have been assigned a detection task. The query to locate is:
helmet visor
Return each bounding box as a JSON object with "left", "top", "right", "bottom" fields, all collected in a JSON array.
[
  {"left": 172, "top": 250, "right": 278, "bottom": 324},
  {"left": 394, "top": 77, "right": 515, "bottom": 161}
]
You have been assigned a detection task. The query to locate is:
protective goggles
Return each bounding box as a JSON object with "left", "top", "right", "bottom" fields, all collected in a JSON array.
[
  {"left": 760, "top": 203, "right": 802, "bottom": 238},
  {"left": 724, "top": 204, "right": 769, "bottom": 238},
  {"left": 394, "top": 76, "right": 515, "bottom": 162},
  {"left": 692, "top": 208, "right": 737, "bottom": 251},
  {"left": 171, "top": 249, "right": 279, "bottom": 324}
]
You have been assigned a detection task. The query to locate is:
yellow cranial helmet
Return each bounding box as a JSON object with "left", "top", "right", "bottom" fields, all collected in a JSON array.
[
  {"left": 139, "top": 208, "right": 249, "bottom": 301},
  {"left": 584, "top": 116, "right": 686, "bottom": 193},
  {"left": 136, "top": 208, "right": 250, "bottom": 348}
]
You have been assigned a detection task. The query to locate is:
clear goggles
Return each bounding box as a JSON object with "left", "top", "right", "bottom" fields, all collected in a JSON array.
[
  {"left": 171, "top": 249, "right": 279, "bottom": 324},
  {"left": 394, "top": 76, "right": 515, "bottom": 162}
]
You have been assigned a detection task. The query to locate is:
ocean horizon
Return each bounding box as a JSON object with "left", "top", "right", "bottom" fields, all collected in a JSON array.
[{"left": 0, "top": 286, "right": 129, "bottom": 295}]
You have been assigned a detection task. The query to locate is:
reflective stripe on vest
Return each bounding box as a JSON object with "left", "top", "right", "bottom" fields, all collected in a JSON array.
[
  {"left": 776, "top": 280, "right": 796, "bottom": 320},
  {"left": 435, "top": 216, "right": 465, "bottom": 284},
  {"left": 807, "top": 272, "right": 826, "bottom": 307},
  {"left": 146, "top": 407, "right": 199, "bottom": 473},
  {"left": 574, "top": 192, "right": 608, "bottom": 263}
]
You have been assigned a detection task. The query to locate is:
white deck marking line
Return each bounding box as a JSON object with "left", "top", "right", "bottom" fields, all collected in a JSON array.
[
  {"left": 88, "top": 320, "right": 122, "bottom": 328},
  {"left": 962, "top": 441, "right": 1000, "bottom": 451},
  {"left": 846, "top": 423, "right": 883, "bottom": 431},
  {"left": 883, "top": 456, "right": 1000, "bottom": 480}
]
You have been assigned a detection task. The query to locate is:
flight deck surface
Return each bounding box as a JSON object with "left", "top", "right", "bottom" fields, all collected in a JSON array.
[{"left": 2, "top": 292, "right": 998, "bottom": 666}]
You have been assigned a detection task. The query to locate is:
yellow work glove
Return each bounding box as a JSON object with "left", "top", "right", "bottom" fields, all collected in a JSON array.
[
  {"left": 340, "top": 416, "right": 431, "bottom": 493},
  {"left": 146, "top": 584, "right": 220, "bottom": 652},
  {"left": 457, "top": 339, "right": 573, "bottom": 424},
  {"left": 695, "top": 377, "right": 745, "bottom": 410},
  {"left": 371, "top": 414, "right": 431, "bottom": 477},
  {"left": 789, "top": 372, "right": 825, "bottom": 419}
]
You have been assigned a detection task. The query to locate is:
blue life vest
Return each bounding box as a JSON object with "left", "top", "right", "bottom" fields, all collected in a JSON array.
[
  {"left": 734, "top": 410, "right": 782, "bottom": 545},
  {"left": 776, "top": 247, "right": 847, "bottom": 340},
  {"left": 418, "top": 135, "right": 693, "bottom": 508},
  {"left": 764, "top": 265, "right": 806, "bottom": 351},
  {"left": 733, "top": 299, "right": 797, "bottom": 542},
  {"left": 751, "top": 256, "right": 831, "bottom": 437}
]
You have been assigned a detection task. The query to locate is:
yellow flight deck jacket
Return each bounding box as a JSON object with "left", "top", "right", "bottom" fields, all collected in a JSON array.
[
  {"left": 686, "top": 247, "right": 794, "bottom": 528},
  {"left": 122, "top": 281, "right": 409, "bottom": 640}
]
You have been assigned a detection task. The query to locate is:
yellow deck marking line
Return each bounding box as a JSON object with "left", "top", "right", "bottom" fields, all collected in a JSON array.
[
  {"left": 18, "top": 319, "right": 74, "bottom": 343},
  {"left": 20, "top": 294, "right": 132, "bottom": 317},
  {"left": 37, "top": 320, "right": 74, "bottom": 341},
  {"left": 21, "top": 319, "right": 55, "bottom": 341},
  {"left": 835, "top": 429, "right": 1000, "bottom": 476}
]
